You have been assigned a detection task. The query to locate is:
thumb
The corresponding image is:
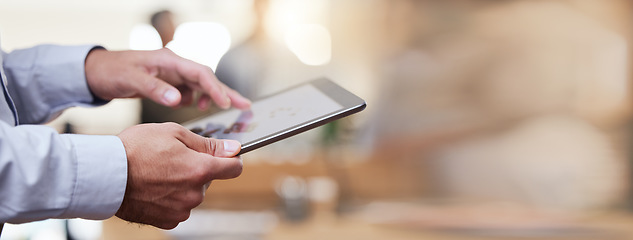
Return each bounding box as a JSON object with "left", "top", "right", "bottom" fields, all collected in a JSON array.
[
  {"left": 204, "top": 138, "right": 242, "bottom": 157},
  {"left": 136, "top": 72, "right": 182, "bottom": 106},
  {"left": 177, "top": 128, "right": 242, "bottom": 157}
]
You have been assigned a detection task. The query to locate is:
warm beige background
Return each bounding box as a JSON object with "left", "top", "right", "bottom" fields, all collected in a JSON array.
[{"left": 2, "top": 0, "right": 633, "bottom": 239}]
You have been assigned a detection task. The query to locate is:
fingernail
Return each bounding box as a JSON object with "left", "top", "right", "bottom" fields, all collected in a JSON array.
[
  {"left": 162, "top": 89, "right": 179, "bottom": 105},
  {"left": 223, "top": 140, "right": 240, "bottom": 153}
]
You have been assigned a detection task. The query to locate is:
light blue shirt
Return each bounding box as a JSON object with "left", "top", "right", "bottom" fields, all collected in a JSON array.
[{"left": 0, "top": 45, "right": 127, "bottom": 225}]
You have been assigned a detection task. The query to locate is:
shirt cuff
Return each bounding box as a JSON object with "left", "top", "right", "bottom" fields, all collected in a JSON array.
[
  {"left": 59, "top": 134, "right": 127, "bottom": 220},
  {"left": 4, "top": 44, "right": 111, "bottom": 124},
  {"left": 57, "top": 45, "right": 109, "bottom": 107},
  {"left": 39, "top": 45, "right": 99, "bottom": 107}
]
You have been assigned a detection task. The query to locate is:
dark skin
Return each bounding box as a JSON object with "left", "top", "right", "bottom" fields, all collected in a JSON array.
[{"left": 85, "top": 48, "right": 251, "bottom": 229}]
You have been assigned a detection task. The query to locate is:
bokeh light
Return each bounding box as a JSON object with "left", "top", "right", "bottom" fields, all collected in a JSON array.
[
  {"left": 284, "top": 24, "right": 332, "bottom": 66},
  {"left": 128, "top": 24, "right": 162, "bottom": 51},
  {"left": 167, "top": 22, "right": 232, "bottom": 71}
]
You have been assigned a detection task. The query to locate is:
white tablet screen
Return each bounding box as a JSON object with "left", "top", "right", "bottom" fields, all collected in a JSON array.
[{"left": 188, "top": 84, "right": 343, "bottom": 144}]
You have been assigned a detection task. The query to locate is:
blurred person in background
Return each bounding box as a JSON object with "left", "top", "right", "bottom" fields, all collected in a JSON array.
[
  {"left": 215, "top": 0, "right": 270, "bottom": 99},
  {"left": 0, "top": 43, "right": 251, "bottom": 232},
  {"left": 151, "top": 10, "right": 176, "bottom": 48},
  {"left": 215, "top": 0, "right": 322, "bottom": 99}
]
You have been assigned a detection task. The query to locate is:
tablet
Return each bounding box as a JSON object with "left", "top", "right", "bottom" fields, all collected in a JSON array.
[{"left": 184, "top": 78, "right": 367, "bottom": 155}]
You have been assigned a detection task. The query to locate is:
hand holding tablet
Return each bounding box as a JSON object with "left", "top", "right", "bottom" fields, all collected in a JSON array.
[{"left": 184, "top": 78, "right": 366, "bottom": 155}]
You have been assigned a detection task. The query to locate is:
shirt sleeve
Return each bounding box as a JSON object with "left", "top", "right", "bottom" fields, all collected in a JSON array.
[
  {"left": 0, "top": 121, "right": 127, "bottom": 223},
  {"left": 2, "top": 45, "right": 103, "bottom": 124}
]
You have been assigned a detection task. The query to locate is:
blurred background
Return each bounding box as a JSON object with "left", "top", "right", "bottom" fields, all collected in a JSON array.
[{"left": 3, "top": 0, "right": 633, "bottom": 239}]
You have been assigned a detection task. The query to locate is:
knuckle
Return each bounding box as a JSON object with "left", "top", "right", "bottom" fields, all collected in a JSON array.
[
  {"left": 162, "top": 122, "right": 185, "bottom": 134},
  {"left": 158, "top": 47, "right": 175, "bottom": 56},
  {"left": 159, "top": 222, "right": 179, "bottom": 230},
  {"left": 203, "top": 138, "right": 215, "bottom": 154},
  {"left": 174, "top": 210, "right": 192, "bottom": 223},
  {"left": 206, "top": 65, "right": 215, "bottom": 74},
  {"left": 144, "top": 77, "right": 159, "bottom": 91},
  {"left": 230, "top": 160, "right": 244, "bottom": 178},
  {"left": 211, "top": 139, "right": 225, "bottom": 155},
  {"left": 184, "top": 191, "right": 205, "bottom": 209},
  {"left": 163, "top": 121, "right": 180, "bottom": 129}
]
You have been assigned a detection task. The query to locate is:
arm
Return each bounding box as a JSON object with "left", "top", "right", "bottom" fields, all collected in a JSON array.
[
  {"left": 0, "top": 116, "right": 243, "bottom": 228},
  {"left": 0, "top": 46, "right": 249, "bottom": 229},
  {"left": 2, "top": 45, "right": 104, "bottom": 124},
  {"left": 0, "top": 121, "right": 127, "bottom": 223},
  {"left": 3, "top": 45, "right": 251, "bottom": 123}
]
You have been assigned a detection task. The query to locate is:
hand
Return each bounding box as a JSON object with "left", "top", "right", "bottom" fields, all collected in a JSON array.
[
  {"left": 84, "top": 48, "right": 251, "bottom": 110},
  {"left": 115, "top": 122, "right": 243, "bottom": 229}
]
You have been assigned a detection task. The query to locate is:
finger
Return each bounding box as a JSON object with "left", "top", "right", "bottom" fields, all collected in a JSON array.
[
  {"left": 179, "top": 88, "right": 194, "bottom": 107},
  {"left": 197, "top": 94, "right": 211, "bottom": 110},
  {"left": 198, "top": 72, "right": 232, "bottom": 109},
  {"left": 226, "top": 87, "right": 252, "bottom": 110},
  {"left": 169, "top": 55, "right": 232, "bottom": 109},
  {"left": 134, "top": 71, "right": 182, "bottom": 106},
  {"left": 177, "top": 128, "right": 241, "bottom": 157},
  {"left": 204, "top": 156, "right": 243, "bottom": 180}
]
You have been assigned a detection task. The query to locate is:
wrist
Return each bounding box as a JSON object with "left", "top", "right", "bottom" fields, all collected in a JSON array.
[{"left": 84, "top": 47, "right": 111, "bottom": 102}]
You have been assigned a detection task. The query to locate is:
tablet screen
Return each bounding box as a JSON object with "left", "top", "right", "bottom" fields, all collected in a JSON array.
[{"left": 188, "top": 84, "right": 343, "bottom": 145}]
